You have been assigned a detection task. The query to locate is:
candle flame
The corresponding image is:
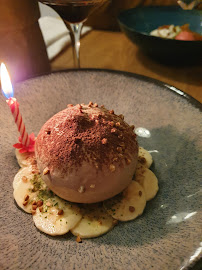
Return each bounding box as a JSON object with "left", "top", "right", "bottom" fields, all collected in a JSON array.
[{"left": 0, "top": 63, "right": 14, "bottom": 99}]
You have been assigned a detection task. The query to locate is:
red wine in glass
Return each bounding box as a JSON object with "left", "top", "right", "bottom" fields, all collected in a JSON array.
[{"left": 40, "top": 0, "right": 108, "bottom": 67}]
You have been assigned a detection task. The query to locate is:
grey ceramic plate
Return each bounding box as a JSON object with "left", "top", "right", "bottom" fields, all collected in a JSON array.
[{"left": 0, "top": 69, "right": 201, "bottom": 270}]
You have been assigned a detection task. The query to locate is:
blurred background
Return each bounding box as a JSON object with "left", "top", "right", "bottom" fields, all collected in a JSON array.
[{"left": 39, "top": 0, "right": 202, "bottom": 30}]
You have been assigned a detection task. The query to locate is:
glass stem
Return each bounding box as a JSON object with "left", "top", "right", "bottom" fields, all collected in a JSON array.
[{"left": 69, "top": 22, "right": 83, "bottom": 68}]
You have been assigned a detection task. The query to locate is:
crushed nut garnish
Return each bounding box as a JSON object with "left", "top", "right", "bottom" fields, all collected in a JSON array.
[
  {"left": 115, "top": 122, "right": 120, "bottom": 127},
  {"left": 88, "top": 101, "right": 93, "bottom": 107},
  {"left": 76, "top": 236, "right": 82, "bottom": 243},
  {"left": 119, "top": 114, "right": 124, "bottom": 120},
  {"left": 101, "top": 138, "right": 107, "bottom": 144},
  {"left": 119, "top": 142, "right": 125, "bottom": 148},
  {"left": 95, "top": 164, "right": 99, "bottom": 169},
  {"left": 31, "top": 160, "right": 37, "bottom": 165},
  {"left": 24, "top": 195, "right": 29, "bottom": 201},
  {"left": 113, "top": 157, "right": 118, "bottom": 162},
  {"left": 32, "top": 204, "right": 37, "bottom": 210},
  {"left": 111, "top": 128, "right": 116, "bottom": 133},
  {"left": 43, "top": 167, "right": 50, "bottom": 175},
  {"left": 94, "top": 103, "right": 98, "bottom": 107},
  {"left": 109, "top": 164, "right": 115, "bottom": 172},
  {"left": 90, "top": 184, "right": 95, "bottom": 188},
  {"left": 117, "top": 147, "right": 122, "bottom": 153},
  {"left": 109, "top": 110, "right": 114, "bottom": 114},
  {"left": 109, "top": 121, "right": 114, "bottom": 127},
  {"left": 126, "top": 159, "right": 131, "bottom": 165},
  {"left": 58, "top": 209, "right": 64, "bottom": 215},
  {"left": 130, "top": 125, "right": 135, "bottom": 130},
  {"left": 129, "top": 206, "right": 135, "bottom": 212},
  {"left": 46, "top": 202, "right": 51, "bottom": 207},
  {"left": 118, "top": 134, "right": 123, "bottom": 139},
  {"left": 112, "top": 219, "right": 118, "bottom": 225},
  {"left": 37, "top": 200, "right": 43, "bottom": 207},
  {"left": 139, "top": 191, "right": 142, "bottom": 197},
  {"left": 23, "top": 201, "right": 28, "bottom": 206},
  {"left": 78, "top": 185, "right": 85, "bottom": 193},
  {"left": 22, "top": 176, "right": 28, "bottom": 183},
  {"left": 139, "top": 157, "right": 146, "bottom": 165}
]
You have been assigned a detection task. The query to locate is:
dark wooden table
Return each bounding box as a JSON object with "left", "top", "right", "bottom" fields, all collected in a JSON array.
[{"left": 51, "top": 30, "right": 202, "bottom": 103}]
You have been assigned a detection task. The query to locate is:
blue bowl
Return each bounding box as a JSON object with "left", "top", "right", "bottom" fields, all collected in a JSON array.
[{"left": 118, "top": 6, "right": 202, "bottom": 64}]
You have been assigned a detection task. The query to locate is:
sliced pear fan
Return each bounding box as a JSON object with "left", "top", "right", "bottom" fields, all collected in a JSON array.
[
  {"left": 33, "top": 197, "right": 82, "bottom": 236},
  {"left": 13, "top": 167, "right": 43, "bottom": 213},
  {"left": 135, "top": 166, "right": 159, "bottom": 201},
  {"left": 138, "top": 147, "right": 153, "bottom": 168},
  {"left": 13, "top": 146, "right": 158, "bottom": 238},
  {"left": 71, "top": 203, "right": 115, "bottom": 238},
  {"left": 103, "top": 181, "right": 146, "bottom": 222}
]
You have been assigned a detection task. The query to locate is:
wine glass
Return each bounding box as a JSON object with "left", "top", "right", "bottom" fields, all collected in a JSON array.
[{"left": 40, "top": 0, "right": 108, "bottom": 68}]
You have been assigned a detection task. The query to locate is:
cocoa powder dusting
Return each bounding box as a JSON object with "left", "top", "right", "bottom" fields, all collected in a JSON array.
[{"left": 35, "top": 104, "right": 138, "bottom": 175}]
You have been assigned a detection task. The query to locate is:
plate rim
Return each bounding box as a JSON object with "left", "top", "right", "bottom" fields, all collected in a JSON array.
[
  {"left": 18, "top": 68, "right": 202, "bottom": 111},
  {"left": 4, "top": 68, "right": 202, "bottom": 270}
]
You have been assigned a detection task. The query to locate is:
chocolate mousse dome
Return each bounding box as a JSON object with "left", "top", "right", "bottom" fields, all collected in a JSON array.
[{"left": 35, "top": 103, "right": 138, "bottom": 203}]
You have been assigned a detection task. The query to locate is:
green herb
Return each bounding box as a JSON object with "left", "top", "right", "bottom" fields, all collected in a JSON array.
[
  {"left": 30, "top": 174, "right": 43, "bottom": 191},
  {"left": 37, "top": 189, "right": 54, "bottom": 201}
]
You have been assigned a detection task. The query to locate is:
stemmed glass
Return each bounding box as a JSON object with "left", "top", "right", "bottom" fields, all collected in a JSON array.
[{"left": 40, "top": 0, "right": 108, "bottom": 68}]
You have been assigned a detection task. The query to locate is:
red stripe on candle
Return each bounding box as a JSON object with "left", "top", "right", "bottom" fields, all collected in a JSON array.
[
  {"left": 18, "top": 117, "right": 22, "bottom": 131},
  {"left": 15, "top": 109, "right": 19, "bottom": 123},
  {"left": 21, "top": 126, "right": 25, "bottom": 142}
]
